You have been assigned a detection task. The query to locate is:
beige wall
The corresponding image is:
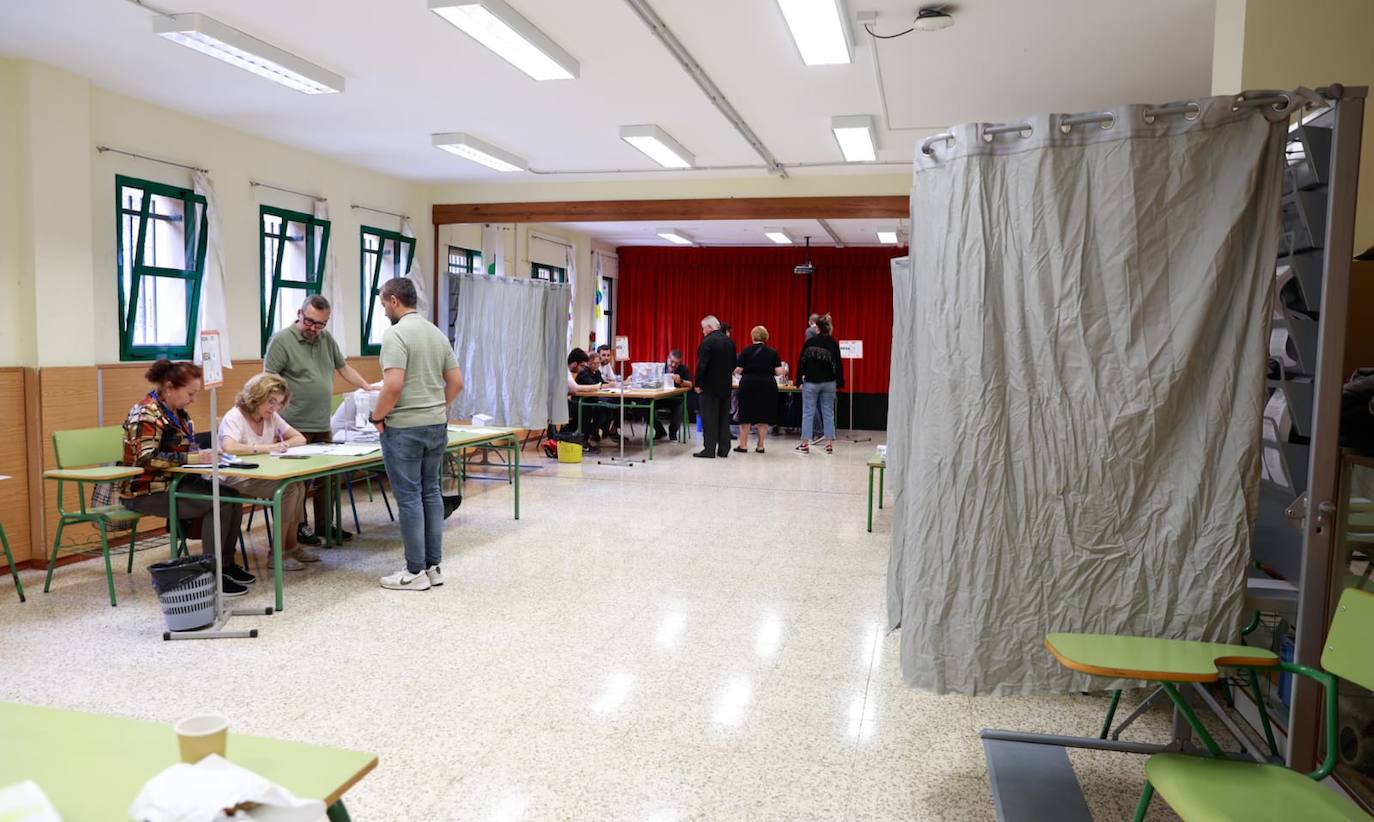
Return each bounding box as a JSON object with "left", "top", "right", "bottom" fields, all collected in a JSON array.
[
  {"left": 1, "top": 58, "right": 431, "bottom": 368},
  {"left": 1213, "top": 0, "right": 1374, "bottom": 251},
  {"left": 0, "top": 59, "right": 32, "bottom": 367}
]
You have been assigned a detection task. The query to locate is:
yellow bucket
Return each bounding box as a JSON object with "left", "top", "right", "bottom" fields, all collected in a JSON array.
[{"left": 557, "top": 440, "right": 583, "bottom": 463}]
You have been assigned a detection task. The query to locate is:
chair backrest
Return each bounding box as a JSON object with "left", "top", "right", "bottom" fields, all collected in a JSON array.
[
  {"left": 1321, "top": 587, "right": 1374, "bottom": 690},
  {"left": 52, "top": 427, "right": 125, "bottom": 469}
]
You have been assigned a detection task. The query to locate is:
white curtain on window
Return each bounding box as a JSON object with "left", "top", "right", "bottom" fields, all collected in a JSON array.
[
  {"left": 401, "top": 217, "right": 431, "bottom": 318},
  {"left": 481, "top": 224, "right": 507, "bottom": 277},
  {"left": 191, "top": 170, "right": 232, "bottom": 368},
  {"left": 314, "top": 199, "right": 348, "bottom": 354},
  {"left": 564, "top": 244, "right": 577, "bottom": 351},
  {"left": 449, "top": 273, "right": 571, "bottom": 427},
  {"left": 887, "top": 92, "right": 1295, "bottom": 695}
]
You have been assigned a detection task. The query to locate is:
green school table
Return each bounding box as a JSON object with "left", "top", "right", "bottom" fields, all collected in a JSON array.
[
  {"left": 575, "top": 386, "right": 691, "bottom": 460},
  {"left": 168, "top": 426, "right": 520, "bottom": 611},
  {"left": 0, "top": 700, "right": 376, "bottom": 821},
  {"left": 867, "top": 459, "right": 885, "bottom": 533}
]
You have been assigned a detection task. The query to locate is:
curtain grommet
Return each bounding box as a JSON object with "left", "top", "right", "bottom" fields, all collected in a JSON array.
[
  {"left": 1059, "top": 122, "right": 1073, "bottom": 135},
  {"left": 1183, "top": 102, "right": 1201, "bottom": 121},
  {"left": 1143, "top": 112, "right": 1156, "bottom": 125}
]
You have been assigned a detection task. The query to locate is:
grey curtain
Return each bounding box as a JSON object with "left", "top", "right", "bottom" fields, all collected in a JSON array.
[
  {"left": 450, "top": 273, "right": 571, "bottom": 428},
  {"left": 887, "top": 93, "right": 1294, "bottom": 694}
]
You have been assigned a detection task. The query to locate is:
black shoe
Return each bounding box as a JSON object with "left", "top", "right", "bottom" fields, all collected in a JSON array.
[
  {"left": 326, "top": 528, "right": 353, "bottom": 543},
  {"left": 669, "top": 428, "right": 679, "bottom": 440},
  {"left": 443, "top": 494, "right": 462, "bottom": 519},
  {"left": 297, "top": 525, "right": 322, "bottom": 546},
  {"left": 223, "top": 564, "right": 256, "bottom": 585},
  {"left": 693, "top": 450, "right": 715, "bottom": 459},
  {"left": 221, "top": 578, "right": 248, "bottom": 598},
  {"left": 653, "top": 428, "right": 667, "bottom": 441}
]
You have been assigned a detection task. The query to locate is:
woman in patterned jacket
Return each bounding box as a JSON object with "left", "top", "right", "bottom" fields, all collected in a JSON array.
[{"left": 120, "top": 359, "right": 252, "bottom": 597}]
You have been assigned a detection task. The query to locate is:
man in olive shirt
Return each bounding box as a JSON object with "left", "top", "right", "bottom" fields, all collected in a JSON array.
[
  {"left": 264, "top": 294, "right": 377, "bottom": 544},
  {"left": 369, "top": 278, "right": 464, "bottom": 592}
]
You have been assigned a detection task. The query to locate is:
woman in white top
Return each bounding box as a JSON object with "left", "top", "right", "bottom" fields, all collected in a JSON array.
[{"left": 219, "top": 373, "right": 313, "bottom": 570}]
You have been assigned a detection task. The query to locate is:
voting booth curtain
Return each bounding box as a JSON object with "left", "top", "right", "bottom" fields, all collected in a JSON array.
[
  {"left": 885, "top": 94, "right": 1293, "bottom": 694},
  {"left": 449, "top": 273, "right": 571, "bottom": 428},
  {"left": 616, "top": 247, "right": 899, "bottom": 394}
]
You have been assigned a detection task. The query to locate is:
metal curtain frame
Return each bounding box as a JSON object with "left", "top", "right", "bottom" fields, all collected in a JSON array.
[{"left": 1288, "top": 84, "right": 1367, "bottom": 771}]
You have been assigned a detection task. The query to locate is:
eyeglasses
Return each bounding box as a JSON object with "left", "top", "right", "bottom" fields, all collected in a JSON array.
[{"left": 299, "top": 315, "right": 328, "bottom": 329}]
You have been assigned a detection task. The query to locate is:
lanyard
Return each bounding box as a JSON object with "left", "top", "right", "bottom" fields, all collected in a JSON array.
[{"left": 149, "top": 391, "right": 195, "bottom": 441}]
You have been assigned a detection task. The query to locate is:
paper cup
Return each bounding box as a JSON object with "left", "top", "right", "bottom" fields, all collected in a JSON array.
[{"left": 175, "top": 712, "right": 228, "bottom": 763}]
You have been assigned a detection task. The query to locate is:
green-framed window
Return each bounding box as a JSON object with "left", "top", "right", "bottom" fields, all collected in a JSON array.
[
  {"left": 260, "top": 206, "right": 330, "bottom": 354},
  {"left": 531, "top": 262, "right": 567, "bottom": 283},
  {"left": 116, "top": 175, "right": 208, "bottom": 361},
  {"left": 447, "top": 246, "right": 481, "bottom": 276},
  {"left": 360, "top": 226, "right": 416, "bottom": 356}
]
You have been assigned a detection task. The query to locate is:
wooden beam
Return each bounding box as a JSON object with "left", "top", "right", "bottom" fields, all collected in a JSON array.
[{"left": 433, "top": 196, "right": 908, "bottom": 225}]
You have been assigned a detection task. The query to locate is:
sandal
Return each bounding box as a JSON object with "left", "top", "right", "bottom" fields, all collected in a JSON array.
[{"left": 825, "top": 441, "right": 833, "bottom": 454}]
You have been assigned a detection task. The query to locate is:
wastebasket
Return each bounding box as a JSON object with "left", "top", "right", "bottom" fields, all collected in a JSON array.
[{"left": 148, "top": 556, "right": 217, "bottom": 631}]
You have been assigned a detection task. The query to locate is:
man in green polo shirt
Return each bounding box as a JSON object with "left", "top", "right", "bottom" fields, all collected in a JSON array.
[
  {"left": 264, "top": 294, "right": 377, "bottom": 546},
  {"left": 368, "top": 278, "right": 464, "bottom": 592}
]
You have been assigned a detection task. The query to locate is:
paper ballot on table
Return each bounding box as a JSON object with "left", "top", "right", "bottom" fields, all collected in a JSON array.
[
  {"left": 283, "top": 443, "right": 380, "bottom": 457},
  {"left": 448, "top": 426, "right": 502, "bottom": 436},
  {"left": 0, "top": 780, "right": 60, "bottom": 822}
]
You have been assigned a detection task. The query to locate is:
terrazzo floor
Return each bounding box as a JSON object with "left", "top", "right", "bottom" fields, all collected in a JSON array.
[{"left": 1, "top": 431, "right": 1187, "bottom": 820}]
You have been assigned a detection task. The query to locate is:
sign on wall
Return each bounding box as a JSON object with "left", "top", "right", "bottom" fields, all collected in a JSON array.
[{"left": 199, "top": 330, "right": 224, "bottom": 388}]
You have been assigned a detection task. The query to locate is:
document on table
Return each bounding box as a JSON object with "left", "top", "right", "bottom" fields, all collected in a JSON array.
[
  {"left": 283, "top": 443, "right": 381, "bottom": 457},
  {"left": 449, "top": 426, "right": 503, "bottom": 436}
]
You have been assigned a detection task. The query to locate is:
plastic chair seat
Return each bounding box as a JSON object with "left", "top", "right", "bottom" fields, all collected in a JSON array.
[
  {"left": 1045, "top": 633, "right": 1278, "bottom": 682},
  {"left": 1147, "top": 754, "right": 1373, "bottom": 821},
  {"left": 77, "top": 506, "right": 141, "bottom": 524}
]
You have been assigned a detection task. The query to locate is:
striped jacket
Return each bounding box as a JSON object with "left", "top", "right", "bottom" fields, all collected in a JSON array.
[{"left": 121, "top": 396, "right": 194, "bottom": 498}]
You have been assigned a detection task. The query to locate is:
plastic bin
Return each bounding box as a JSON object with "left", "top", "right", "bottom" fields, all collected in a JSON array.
[
  {"left": 148, "top": 557, "right": 217, "bottom": 631},
  {"left": 557, "top": 440, "right": 583, "bottom": 463}
]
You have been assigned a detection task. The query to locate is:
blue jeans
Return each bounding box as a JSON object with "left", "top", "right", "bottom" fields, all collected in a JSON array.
[
  {"left": 380, "top": 423, "right": 448, "bottom": 574},
  {"left": 801, "top": 381, "right": 837, "bottom": 441}
]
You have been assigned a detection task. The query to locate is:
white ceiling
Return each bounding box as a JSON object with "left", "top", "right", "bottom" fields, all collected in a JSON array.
[
  {"left": 0, "top": 0, "right": 1216, "bottom": 183},
  {"left": 550, "top": 219, "right": 908, "bottom": 248}
]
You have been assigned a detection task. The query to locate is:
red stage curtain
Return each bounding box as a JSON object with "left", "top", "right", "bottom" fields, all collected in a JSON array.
[{"left": 615, "top": 246, "right": 902, "bottom": 394}]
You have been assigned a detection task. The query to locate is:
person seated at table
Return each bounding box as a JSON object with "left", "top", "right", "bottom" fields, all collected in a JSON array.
[
  {"left": 596, "top": 344, "right": 620, "bottom": 383},
  {"left": 566, "top": 349, "right": 612, "bottom": 444},
  {"left": 219, "top": 373, "right": 316, "bottom": 571},
  {"left": 653, "top": 349, "right": 694, "bottom": 441},
  {"left": 119, "top": 359, "right": 251, "bottom": 596}
]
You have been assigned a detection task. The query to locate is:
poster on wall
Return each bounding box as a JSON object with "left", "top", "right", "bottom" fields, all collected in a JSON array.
[
  {"left": 199, "top": 330, "right": 224, "bottom": 388},
  {"left": 614, "top": 335, "right": 630, "bottom": 360},
  {"left": 839, "top": 340, "right": 864, "bottom": 359}
]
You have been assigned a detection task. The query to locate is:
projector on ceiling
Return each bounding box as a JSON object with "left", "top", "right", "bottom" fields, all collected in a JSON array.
[{"left": 794, "top": 263, "right": 815, "bottom": 275}]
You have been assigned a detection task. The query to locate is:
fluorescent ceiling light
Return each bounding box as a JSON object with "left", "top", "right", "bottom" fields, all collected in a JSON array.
[
  {"left": 432, "top": 133, "right": 528, "bottom": 172},
  {"left": 620, "top": 125, "right": 695, "bottom": 169},
  {"left": 877, "top": 230, "right": 899, "bottom": 245},
  {"left": 832, "top": 115, "right": 877, "bottom": 162},
  {"left": 657, "top": 228, "right": 692, "bottom": 245},
  {"left": 763, "top": 228, "right": 793, "bottom": 244},
  {"left": 429, "top": 0, "right": 578, "bottom": 81},
  {"left": 776, "top": 0, "right": 852, "bottom": 65},
  {"left": 153, "top": 13, "right": 344, "bottom": 94}
]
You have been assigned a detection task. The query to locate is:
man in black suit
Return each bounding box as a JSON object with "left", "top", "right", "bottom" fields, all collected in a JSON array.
[{"left": 694, "top": 315, "right": 736, "bottom": 458}]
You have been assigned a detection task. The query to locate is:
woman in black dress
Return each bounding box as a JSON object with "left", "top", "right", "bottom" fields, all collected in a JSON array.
[{"left": 733, "top": 325, "right": 788, "bottom": 453}]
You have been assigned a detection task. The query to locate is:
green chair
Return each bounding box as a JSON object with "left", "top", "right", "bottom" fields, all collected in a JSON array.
[
  {"left": 1, "top": 517, "right": 23, "bottom": 602},
  {"left": 42, "top": 427, "right": 145, "bottom": 607},
  {"left": 1133, "top": 587, "right": 1374, "bottom": 821}
]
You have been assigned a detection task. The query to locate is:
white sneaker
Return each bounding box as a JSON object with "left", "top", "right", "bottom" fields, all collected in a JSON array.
[
  {"left": 379, "top": 569, "right": 431, "bottom": 591},
  {"left": 426, "top": 565, "right": 445, "bottom": 587}
]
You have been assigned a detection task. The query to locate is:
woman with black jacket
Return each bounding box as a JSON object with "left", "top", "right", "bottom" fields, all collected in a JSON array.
[{"left": 795, "top": 314, "right": 843, "bottom": 454}]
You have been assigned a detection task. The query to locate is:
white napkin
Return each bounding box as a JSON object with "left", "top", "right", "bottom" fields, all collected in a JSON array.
[
  {"left": 128, "top": 755, "right": 326, "bottom": 822},
  {"left": 0, "top": 780, "right": 61, "bottom": 822}
]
